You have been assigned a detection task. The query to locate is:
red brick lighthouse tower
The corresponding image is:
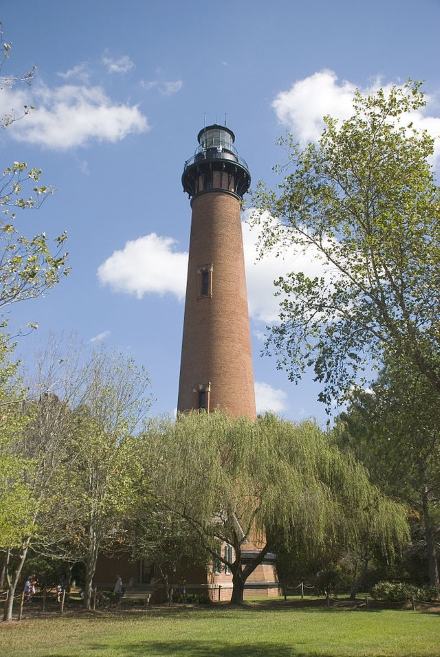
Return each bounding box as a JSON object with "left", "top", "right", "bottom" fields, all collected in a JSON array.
[{"left": 178, "top": 124, "right": 256, "bottom": 418}]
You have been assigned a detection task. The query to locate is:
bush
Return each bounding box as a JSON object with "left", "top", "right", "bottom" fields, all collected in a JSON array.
[
  {"left": 417, "top": 585, "right": 440, "bottom": 602},
  {"left": 370, "top": 581, "right": 419, "bottom": 603},
  {"left": 185, "top": 593, "right": 211, "bottom": 605}
]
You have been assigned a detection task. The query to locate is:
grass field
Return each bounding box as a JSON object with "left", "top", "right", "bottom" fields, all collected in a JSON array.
[{"left": 1, "top": 600, "right": 439, "bottom": 656}]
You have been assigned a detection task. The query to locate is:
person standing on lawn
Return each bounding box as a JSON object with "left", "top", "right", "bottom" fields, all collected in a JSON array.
[{"left": 114, "top": 575, "right": 123, "bottom": 604}]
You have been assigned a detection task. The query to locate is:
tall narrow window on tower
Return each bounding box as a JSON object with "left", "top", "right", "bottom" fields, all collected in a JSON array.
[
  {"left": 201, "top": 272, "right": 209, "bottom": 296},
  {"left": 192, "top": 383, "right": 211, "bottom": 412},
  {"left": 197, "top": 264, "right": 213, "bottom": 297}
]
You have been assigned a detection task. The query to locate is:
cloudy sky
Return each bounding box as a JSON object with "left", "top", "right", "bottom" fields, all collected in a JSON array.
[{"left": 1, "top": 0, "right": 439, "bottom": 423}]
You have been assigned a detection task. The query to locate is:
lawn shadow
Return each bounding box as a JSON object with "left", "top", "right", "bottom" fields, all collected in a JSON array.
[{"left": 87, "top": 639, "right": 332, "bottom": 656}]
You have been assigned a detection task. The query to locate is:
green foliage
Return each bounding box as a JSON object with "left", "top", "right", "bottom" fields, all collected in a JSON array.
[
  {"left": 145, "top": 412, "right": 409, "bottom": 603},
  {"left": 419, "top": 585, "right": 440, "bottom": 602},
  {"left": 251, "top": 81, "right": 440, "bottom": 408},
  {"left": 371, "top": 581, "right": 420, "bottom": 603},
  {"left": 0, "top": 335, "right": 36, "bottom": 549},
  {"left": 0, "top": 336, "right": 154, "bottom": 617},
  {"left": 183, "top": 593, "right": 211, "bottom": 605},
  {"left": 0, "top": 161, "right": 69, "bottom": 310},
  {"left": 334, "top": 358, "right": 440, "bottom": 585},
  {"left": 0, "top": 27, "right": 70, "bottom": 619},
  {"left": 31, "top": 342, "right": 155, "bottom": 609},
  {"left": 128, "top": 510, "right": 208, "bottom": 595}
]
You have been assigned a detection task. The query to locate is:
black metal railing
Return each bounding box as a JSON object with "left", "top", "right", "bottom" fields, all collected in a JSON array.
[{"left": 184, "top": 145, "right": 249, "bottom": 172}]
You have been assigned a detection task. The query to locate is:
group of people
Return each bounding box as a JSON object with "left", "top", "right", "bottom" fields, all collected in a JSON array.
[{"left": 23, "top": 573, "right": 124, "bottom": 605}]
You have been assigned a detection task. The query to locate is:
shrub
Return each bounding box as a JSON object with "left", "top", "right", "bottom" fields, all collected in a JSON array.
[
  {"left": 417, "top": 585, "right": 440, "bottom": 602},
  {"left": 370, "top": 581, "right": 419, "bottom": 602},
  {"left": 185, "top": 593, "right": 211, "bottom": 605}
]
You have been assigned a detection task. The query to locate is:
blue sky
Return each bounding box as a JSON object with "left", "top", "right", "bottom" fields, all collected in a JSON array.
[{"left": 1, "top": 0, "right": 439, "bottom": 424}]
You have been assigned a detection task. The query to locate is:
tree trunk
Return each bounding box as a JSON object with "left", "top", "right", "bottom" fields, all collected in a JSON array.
[
  {"left": 0, "top": 548, "right": 10, "bottom": 589},
  {"left": 3, "top": 540, "right": 30, "bottom": 622},
  {"left": 83, "top": 529, "right": 99, "bottom": 610},
  {"left": 230, "top": 569, "right": 246, "bottom": 605},
  {"left": 229, "top": 543, "right": 270, "bottom": 605},
  {"left": 349, "top": 556, "right": 369, "bottom": 600},
  {"left": 422, "top": 486, "right": 439, "bottom": 586}
]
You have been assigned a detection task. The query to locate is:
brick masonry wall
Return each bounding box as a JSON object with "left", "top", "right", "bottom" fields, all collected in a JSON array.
[{"left": 177, "top": 191, "right": 256, "bottom": 418}]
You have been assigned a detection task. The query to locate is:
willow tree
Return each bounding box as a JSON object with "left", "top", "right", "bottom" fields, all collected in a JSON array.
[
  {"left": 145, "top": 412, "right": 409, "bottom": 604},
  {"left": 251, "top": 81, "right": 440, "bottom": 409}
]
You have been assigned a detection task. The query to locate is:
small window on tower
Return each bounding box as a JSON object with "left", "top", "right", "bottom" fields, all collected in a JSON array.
[
  {"left": 193, "top": 382, "right": 210, "bottom": 412},
  {"left": 198, "top": 265, "right": 213, "bottom": 297},
  {"left": 201, "top": 271, "right": 209, "bottom": 296}
]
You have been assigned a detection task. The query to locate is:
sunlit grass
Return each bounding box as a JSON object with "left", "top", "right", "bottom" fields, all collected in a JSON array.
[{"left": 1, "top": 602, "right": 439, "bottom": 656}]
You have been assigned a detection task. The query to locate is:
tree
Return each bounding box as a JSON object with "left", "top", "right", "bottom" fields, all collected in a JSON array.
[
  {"left": 0, "top": 334, "right": 36, "bottom": 597},
  {"left": 251, "top": 81, "right": 440, "bottom": 409},
  {"left": 0, "top": 24, "right": 69, "bottom": 314},
  {"left": 29, "top": 339, "right": 154, "bottom": 610},
  {"left": 1, "top": 391, "right": 67, "bottom": 621},
  {"left": 334, "top": 358, "right": 440, "bottom": 586},
  {"left": 0, "top": 28, "right": 69, "bottom": 619},
  {"left": 1, "top": 337, "right": 153, "bottom": 619},
  {"left": 145, "top": 412, "right": 409, "bottom": 604}
]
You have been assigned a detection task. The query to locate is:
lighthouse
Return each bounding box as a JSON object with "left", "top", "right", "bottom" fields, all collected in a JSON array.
[{"left": 177, "top": 124, "right": 256, "bottom": 418}]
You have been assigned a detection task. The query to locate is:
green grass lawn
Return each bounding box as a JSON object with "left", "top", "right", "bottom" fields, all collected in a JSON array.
[{"left": 1, "top": 601, "right": 439, "bottom": 657}]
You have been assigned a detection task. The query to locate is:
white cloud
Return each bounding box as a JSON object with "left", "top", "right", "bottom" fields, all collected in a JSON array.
[
  {"left": 57, "top": 63, "right": 90, "bottom": 82},
  {"left": 161, "top": 80, "right": 183, "bottom": 95},
  {"left": 97, "top": 233, "right": 188, "bottom": 300},
  {"left": 102, "top": 54, "right": 134, "bottom": 74},
  {"left": 272, "top": 70, "right": 359, "bottom": 144},
  {"left": 140, "top": 79, "right": 183, "bottom": 95},
  {"left": 242, "top": 209, "right": 330, "bottom": 323},
  {"left": 90, "top": 331, "right": 110, "bottom": 343},
  {"left": 252, "top": 329, "right": 266, "bottom": 342},
  {"left": 272, "top": 70, "right": 440, "bottom": 164},
  {"left": 255, "top": 381, "right": 288, "bottom": 414},
  {"left": 1, "top": 83, "right": 149, "bottom": 150}
]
